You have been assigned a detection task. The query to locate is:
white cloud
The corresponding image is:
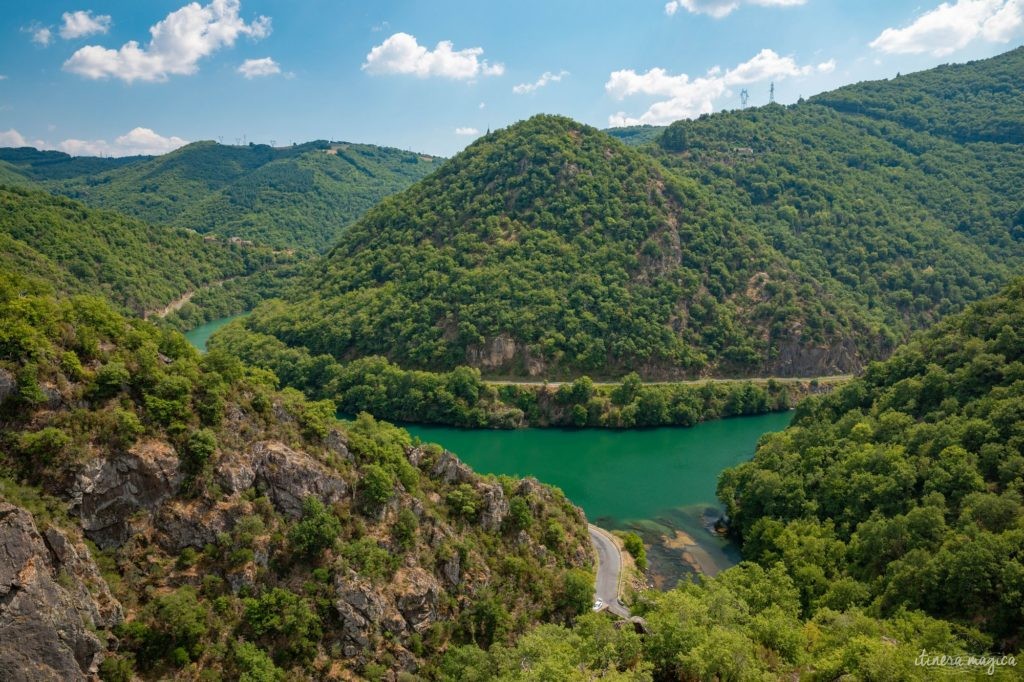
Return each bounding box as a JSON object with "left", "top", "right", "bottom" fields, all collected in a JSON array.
[
  {"left": 363, "top": 32, "right": 504, "bottom": 80},
  {"left": 870, "top": 0, "right": 1024, "bottom": 56},
  {"left": 479, "top": 101, "right": 486, "bottom": 109},
  {"left": 0, "top": 129, "right": 28, "bottom": 147},
  {"left": 454, "top": 127, "right": 480, "bottom": 136},
  {"left": 0, "top": 75, "right": 7, "bottom": 81},
  {"left": 58, "top": 127, "right": 189, "bottom": 156},
  {"left": 665, "top": 0, "right": 807, "bottom": 18},
  {"left": 606, "top": 49, "right": 832, "bottom": 126},
  {"left": 513, "top": 70, "right": 569, "bottom": 94},
  {"left": 60, "top": 10, "right": 112, "bottom": 39},
  {"left": 816, "top": 58, "right": 837, "bottom": 73},
  {"left": 238, "top": 57, "right": 281, "bottom": 78},
  {"left": 63, "top": 0, "right": 271, "bottom": 83},
  {"left": 27, "top": 25, "right": 53, "bottom": 46}
]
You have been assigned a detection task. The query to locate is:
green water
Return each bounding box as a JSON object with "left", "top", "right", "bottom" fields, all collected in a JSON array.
[
  {"left": 406, "top": 411, "right": 793, "bottom": 585},
  {"left": 183, "top": 313, "right": 249, "bottom": 352}
]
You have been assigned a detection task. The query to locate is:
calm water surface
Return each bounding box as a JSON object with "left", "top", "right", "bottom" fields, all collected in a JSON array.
[{"left": 183, "top": 313, "right": 248, "bottom": 352}]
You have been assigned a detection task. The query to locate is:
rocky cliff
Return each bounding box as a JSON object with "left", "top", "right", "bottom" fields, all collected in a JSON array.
[{"left": 0, "top": 279, "right": 594, "bottom": 679}]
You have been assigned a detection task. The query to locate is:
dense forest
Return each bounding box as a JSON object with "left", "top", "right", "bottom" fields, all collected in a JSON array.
[
  {"left": 0, "top": 186, "right": 293, "bottom": 316},
  {"left": 3, "top": 266, "right": 1018, "bottom": 681},
  {"left": 718, "top": 277, "right": 1024, "bottom": 650},
  {"left": 0, "top": 140, "right": 440, "bottom": 252}
]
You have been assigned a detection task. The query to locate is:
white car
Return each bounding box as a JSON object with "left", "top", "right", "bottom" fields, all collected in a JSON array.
[{"left": 592, "top": 599, "right": 604, "bottom": 611}]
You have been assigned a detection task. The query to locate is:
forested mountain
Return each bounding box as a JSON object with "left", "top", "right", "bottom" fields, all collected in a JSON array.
[
  {"left": 653, "top": 51, "right": 1024, "bottom": 346},
  {"left": 0, "top": 186, "right": 291, "bottom": 316},
  {"left": 0, "top": 140, "right": 441, "bottom": 251},
  {"left": 812, "top": 45, "right": 1024, "bottom": 144},
  {"left": 0, "top": 270, "right": 592, "bottom": 679},
  {"left": 227, "top": 114, "right": 881, "bottom": 381},
  {"left": 719, "top": 277, "right": 1024, "bottom": 649},
  {"left": 211, "top": 48, "right": 1024, "bottom": 387}
]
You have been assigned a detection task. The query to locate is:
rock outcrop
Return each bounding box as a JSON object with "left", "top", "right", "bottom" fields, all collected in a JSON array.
[
  {"left": 0, "top": 503, "right": 122, "bottom": 681},
  {"left": 70, "top": 439, "right": 181, "bottom": 548}
]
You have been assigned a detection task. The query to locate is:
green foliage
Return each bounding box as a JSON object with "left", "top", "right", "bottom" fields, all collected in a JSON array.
[
  {"left": 288, "top": 497, "right": 341, "bottom": 559},
  {"left": 617, "top": 531, "right": 648, "bottom": 572},
  {"left": 360, "top": 463, "right": 395, "bottom": 507},
  {"left": 719, "top": 278, "right": 1024, "bottom": 645},
  {"left": 340, "top": 537, "right": 399, "bottom": 581},
  {"left": 447, "top": 483, "right": 482, "bottom": 519},
  {"left": 243, "top": 588, "right": 322, "bottom": 664},
  {"left": 183, "top": 428, "right": 217, "bottom": 478}
]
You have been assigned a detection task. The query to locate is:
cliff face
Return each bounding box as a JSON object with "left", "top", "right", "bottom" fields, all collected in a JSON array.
[
  {"left": 0, "top": 503, "right": 122, "bottom": 681},
  {"left": 0, "top": 282, "right": 594, "bottom": 679}
]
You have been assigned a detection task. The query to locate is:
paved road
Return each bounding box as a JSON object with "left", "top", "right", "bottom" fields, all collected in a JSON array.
[{"left": 588, "top": 524, "right": 630, "bottom": 618}]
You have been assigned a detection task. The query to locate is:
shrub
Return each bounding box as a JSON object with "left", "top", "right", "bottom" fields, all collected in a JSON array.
[{"left": 288, "top": 497, "right": 341, "bottom": 559}]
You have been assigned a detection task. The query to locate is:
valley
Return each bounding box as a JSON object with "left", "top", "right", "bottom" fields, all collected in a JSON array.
[{"left": 1, "top": 20, "right": 1023, "bottom": 680}]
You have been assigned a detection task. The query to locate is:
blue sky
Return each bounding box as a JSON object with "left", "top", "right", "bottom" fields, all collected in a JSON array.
[{"left": 0, "top": 0, "right": 1022, "bottom": 157}]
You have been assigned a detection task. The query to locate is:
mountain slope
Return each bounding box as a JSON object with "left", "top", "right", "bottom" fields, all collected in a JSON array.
[
  {"left": 232, "top": 114, "right": 876, "bottom": 380},
  {"left": 0, "top": 186, "right": 290, "bottom": 316},
  {"left": 0, "top": 270, "right": 592, "bottom": 678},
  {"left": 719, "top": 277, "right": 1024, "bottom": 646},
  {"left": 0, "top": 140, "right": 442, "bottom": 252}
]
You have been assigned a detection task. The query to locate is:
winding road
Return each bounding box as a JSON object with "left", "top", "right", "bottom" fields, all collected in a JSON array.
[{"left": 588, "top": 524, "right": 630, "bottom": 618}]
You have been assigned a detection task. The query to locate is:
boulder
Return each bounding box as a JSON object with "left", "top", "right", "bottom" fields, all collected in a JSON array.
[
  {"left": 477, "top": 481, "right": 509, "bottom": 532},
  {"left": 334, "top": 571, "right": 406, "bottom": 649},
  {"left": 0, "top": 368, "right": 15, "bottom": 406}
]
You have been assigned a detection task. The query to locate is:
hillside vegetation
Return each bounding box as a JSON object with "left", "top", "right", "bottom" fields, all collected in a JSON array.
[
  {"left": 719, "top": 278, "right": 1024, "bottom": 648},
  {"left": 0, "top": 186, "right": 292, "bottom": 316},
  {"left": 0, "top": 140, "right": 441, "bottom": 252},
  {"left": 229, "top": 115, "right": 875, "bottom": 382},
  {"left": 0, "top": 270, "right": 593, "bottom": 679}
]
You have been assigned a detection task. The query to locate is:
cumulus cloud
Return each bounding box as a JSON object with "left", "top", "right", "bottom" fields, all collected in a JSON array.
[
  {"left": 0, "top": 129, "right": 28, "bottom": 147},
  {"left": 665, "top": 0, "right": 807, "bottom": 19},
  {"left": 26, "top": 25, "right": 53, "bottom": 46},
  {"left": 238, "top": 57, "right": 281, "bottom": 78},
  {"left": 513, "top": 70, "right": 569, "bottom": 94},
  {"left": 363, "top": 32, "right": 504, "bottom": 80},
  {"left": 870, "top": 0, "right": 1024, "bottom": 56},
  {"left": 63, "top": 0, "right": 270, "bottom": 83},
  {"left": 60, "top": 10, "right": 112, "bottom": 39},
  {"left": 58, "top": 127, "right": 189, "bottom": 156},
  {"left": 606, "top": 49, "right": 833, "bottom": 126},
  {"left": 454, "top": 127, "right": 480, "bottom": 136}
]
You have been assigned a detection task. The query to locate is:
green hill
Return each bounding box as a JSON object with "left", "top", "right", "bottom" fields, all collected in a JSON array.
[
  {"left": 0, "top": 186, "right": 291, "bottom": 316},
  {"left": 229, "top": 114, "right": 885, "bottom": 382},
  {"left": 0, "top": 140, "right": 442, "bottom": 252},
  {"left": 719, "top": 277, "right": 1024, "bottom": 646}
]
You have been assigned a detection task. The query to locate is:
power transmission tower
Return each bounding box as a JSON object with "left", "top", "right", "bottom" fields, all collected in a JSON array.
[
  {"left": 740, "top": 89, "right": 749, "bottom": 108},
  {"left": 769, "top": 82, "right": 775, "bottom": 104},
  {"left": 270, "top": 139, "right": 277, "bottom": 147}
]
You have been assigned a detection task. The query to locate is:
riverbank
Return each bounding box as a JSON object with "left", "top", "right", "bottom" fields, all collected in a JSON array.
[{"left": 405, "top": 411, "right": 794, "bottom": 587}]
